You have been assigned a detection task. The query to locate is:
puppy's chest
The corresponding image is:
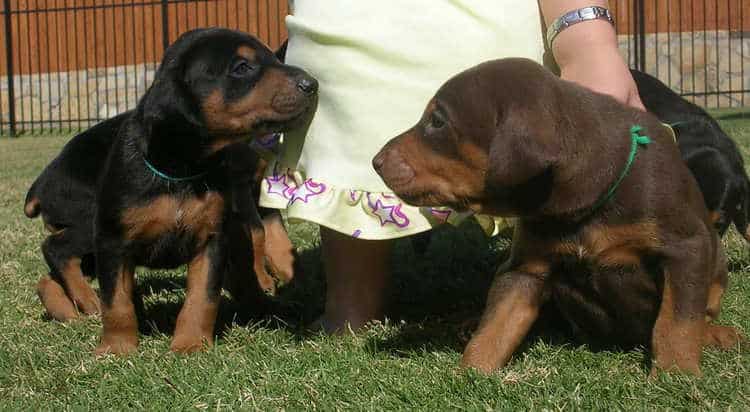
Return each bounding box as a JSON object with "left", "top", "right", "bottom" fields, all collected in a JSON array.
[
  {"left": 121, "top": 193, "right": 225, "bottom": 247},
  {"left": 545, "top": 222, "right": 661, "bottom": 270}
]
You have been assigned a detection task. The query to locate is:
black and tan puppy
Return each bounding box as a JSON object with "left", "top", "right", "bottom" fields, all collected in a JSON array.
[
  {"left": 632, "top": 69, "right": 750, "bottom": 241},
  {"left": 373, "top": 58, "right": 745, "bottom": 375},
  {"left": 25, "top": 28, "right": 317, "bottom": 355}
]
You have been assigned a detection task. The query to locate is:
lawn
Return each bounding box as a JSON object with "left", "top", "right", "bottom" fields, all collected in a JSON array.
[{"left": 1, "top": 112, "right": 749, "bottom": 410}]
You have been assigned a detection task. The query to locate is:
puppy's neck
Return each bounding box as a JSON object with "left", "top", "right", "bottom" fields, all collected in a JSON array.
[
  {"left": 139, "top": 122, "right": 213, "bottom": 179},
  {"left": 529, "top": 90, "right": 647, "bottom": 222}
]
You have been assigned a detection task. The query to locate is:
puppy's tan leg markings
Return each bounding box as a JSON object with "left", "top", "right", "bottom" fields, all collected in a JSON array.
[
  {"left": 262, "top": 212, "right": 295, "bottom": 284},
  {"left": 703, "top": 324, "right": 747, "bottom": 349},
  {"left": 171, "top": 252, "right": 220, "bottom": 353},
  {"left": 248, "top": 225, "right": 277, "bottom": 295},
  {"left": 650, "top": 273, "right": 704, "bottom": 376},
  {"left": 37, "top": 275, "right": 78, "bottom": 321},
  {"left": 708, "top": 210, "right": 723, "bottom": 225},
  {"left": 461, "top": 270, "right": 545, "bottom": 374},
  {"left": 703, "top": 273, "right": 746, "bottom": 349},
  {"left": 96, "top": 264, "right": 138, "bottom": 356},
  {"left": 60, "top": 257, "right": 100, "bottom": 315},
  {"left": 24, "top": 196, "right": 40, "bottom": 218},
  {"left": 706, "top": 280, "right": 723, "bottom": 322}
]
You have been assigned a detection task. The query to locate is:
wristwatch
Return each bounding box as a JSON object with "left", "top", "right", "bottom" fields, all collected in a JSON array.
[{"left": 546, "top": 6, "right": 615, "bottom": 48}]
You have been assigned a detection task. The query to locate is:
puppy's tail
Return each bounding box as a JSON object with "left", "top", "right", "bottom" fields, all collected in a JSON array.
[{"left": 24, "top": 180, "right": 41, "bottom": 218}]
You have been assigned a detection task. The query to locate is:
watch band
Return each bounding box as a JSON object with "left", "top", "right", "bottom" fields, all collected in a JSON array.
[{"left": 546, "top": 6, "right": 615, "bottom": 48}]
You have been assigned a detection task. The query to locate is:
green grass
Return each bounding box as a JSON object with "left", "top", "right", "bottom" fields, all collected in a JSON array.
[{"left": 1, "top": 113, "right": 750, "bottom": 410}]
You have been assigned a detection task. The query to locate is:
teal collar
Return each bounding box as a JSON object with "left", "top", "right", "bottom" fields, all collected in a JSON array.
[
  {"left": 143, "top": 156, "right": 209, "bottom": 182},
  {"left": 668, "top": 121, "right": 689, "bottom": 128},
  {"left": 589, "top": 125, "right": 652, "bottom": 213}
]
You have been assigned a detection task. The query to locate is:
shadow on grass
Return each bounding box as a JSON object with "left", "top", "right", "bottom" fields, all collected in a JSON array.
[
  {"left": 133, "top": 242, "right": 326, "bottom": 338},
  {"left": 131, "top": 220, "right": 512, "bottom": 351}
]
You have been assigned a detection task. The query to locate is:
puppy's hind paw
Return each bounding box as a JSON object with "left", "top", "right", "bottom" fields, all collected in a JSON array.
[
  {"left": 37, "top": 275, "right": 79, "bottom": 322},
  {"left": 704, "top": 324, "right": 747, "bottom": 351}
]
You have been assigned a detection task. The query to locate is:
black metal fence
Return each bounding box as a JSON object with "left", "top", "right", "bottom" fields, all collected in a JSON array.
[
  {"left": 615, "top": 0, "right": 750, "bottom": 109},
  {"left": 0, "top": 0, "right": 748, "bottom": 136},
  {"left": 0, "top": 0, "right": 287, "bottom": 136}
]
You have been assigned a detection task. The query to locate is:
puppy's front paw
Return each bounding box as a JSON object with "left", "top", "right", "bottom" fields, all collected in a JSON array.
[
  {"left": 73, "top": 289, "right": 101, "bottom": 316},
  {"left": 170, "top": 334, "right": 212, "bottom": 354},
  {"left": 95, "top": 335, "right": 138, "bottom": 357},
  {"left": 253, "top": 257, "right": 277, "bottom": 296},
  {"left": 650, "top": 353, "right": 702, "bottom": 377},
  {"left": 263, "top": 216, "right": 295, "bottom": 285}
]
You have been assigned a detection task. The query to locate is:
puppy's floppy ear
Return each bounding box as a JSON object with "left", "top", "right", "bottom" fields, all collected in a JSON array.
[
  {"left": 139, "top": 60, "right": 203, "bottom": 131},
  {"left": 138, "top": 28, "right": 216, "bottom": 131},
  {"left": 486, "top": 108, "right": 559, "bottom": 187},
  {"left": 484, "top": 107, "right": 561, "bottom": 210}
]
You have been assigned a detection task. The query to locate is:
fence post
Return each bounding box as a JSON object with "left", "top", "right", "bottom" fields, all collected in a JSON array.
[
  {"left": 633, "top": 0, "right": 646, "bottom": 72},
  {"left": 3, "top": 0, "right": 16, "bottom": 137},
  {"left": 161, "top": 0, "right": 169, "bottom": 52}
]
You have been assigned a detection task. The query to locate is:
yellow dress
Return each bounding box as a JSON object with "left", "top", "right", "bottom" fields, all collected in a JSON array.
[{"left": 260, "top": 0, "right": 544, "bottom": 239}]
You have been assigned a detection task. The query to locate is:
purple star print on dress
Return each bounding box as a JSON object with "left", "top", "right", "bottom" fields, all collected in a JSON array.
[
  {"left": 288, "top": 179, "right": 327, "bottom": 204},
  {"left": 367, "top": 193, "right": 410, "bottom": 228}
]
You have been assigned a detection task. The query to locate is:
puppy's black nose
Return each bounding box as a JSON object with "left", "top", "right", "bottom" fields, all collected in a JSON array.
[{"left": 297, "top": 76, "right": 318, "bottom": 95}]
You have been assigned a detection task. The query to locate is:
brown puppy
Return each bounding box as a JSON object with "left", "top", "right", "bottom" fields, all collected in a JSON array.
[{"left": 373, "top": 58, "right": 745, "bottom": 376}]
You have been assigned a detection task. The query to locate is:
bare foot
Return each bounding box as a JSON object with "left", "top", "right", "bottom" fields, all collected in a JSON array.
[{"left": 317, "top": 227, "right": 393, "bottom": 333}]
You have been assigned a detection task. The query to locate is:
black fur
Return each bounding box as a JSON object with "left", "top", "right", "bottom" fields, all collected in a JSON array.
[
  {"left": 632, "top": 69, "right": 750, "bottom": 240},
  {"left": 25, "top": 28, "right": 316, "bottom": 354}
]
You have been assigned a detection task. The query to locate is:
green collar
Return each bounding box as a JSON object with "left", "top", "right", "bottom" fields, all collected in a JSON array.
[
  {"left": 589, "top": 125, "right": 652, "bottom": 213},
  {"left": 143, "top": 156, "right": 209, "bottom": 182}
]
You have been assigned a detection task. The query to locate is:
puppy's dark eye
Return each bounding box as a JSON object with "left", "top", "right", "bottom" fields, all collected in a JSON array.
[
  {"left": 230, "top": 60, "right": 257, "bottom": 78},
  {"left": 428, "top": 111, "right": 446, "bottom": 130}
]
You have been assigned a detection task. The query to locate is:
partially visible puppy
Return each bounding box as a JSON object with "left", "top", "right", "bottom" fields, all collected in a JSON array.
[
  {"left": 374, "top": 58, "right": 745, "bottom": 376},
  {"left": 26, "top": 112, "right": 131, "bottom": 320},
  {"left": 25, "top": 28, "right": 317, "bottom": 355},
  {"left": 632, "top": 69, "right": 750, "bottom": 240}
]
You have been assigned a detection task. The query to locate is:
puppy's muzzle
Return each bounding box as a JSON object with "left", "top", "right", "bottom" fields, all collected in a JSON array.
[
  {"left": 271, "top": 69, "right": 318, "bottom": 114},
  {"left": 373, "top": 146, "right": 415, "bottom": 187}
]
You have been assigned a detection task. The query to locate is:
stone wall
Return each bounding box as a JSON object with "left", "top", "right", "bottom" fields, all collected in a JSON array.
[
  {"left": 0, "top": 62, "right": 157, "bottom": 133},
  {"left": 1, "top": 31, "right": 750, "bottom": 133},
  {"left": 618, "top": 30, "right": 750, "bottom": 108}
]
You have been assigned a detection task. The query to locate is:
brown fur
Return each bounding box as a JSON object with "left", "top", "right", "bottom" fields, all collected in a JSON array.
[
  {"left": 59, "top": 257, "right": 100, "bottom": 314},
  {"left": 36, "top": 275, "right": 78, "bottom": 321},
  {"left": 24, "top": 196, "right": 40, "bottom": 218},
  {"left": 249, "top": 225, "right": 276, "bottom": 295},
  {"left": 203, "top": 68, "right": 301, "bottom": 136},
  {"left": 121, "top": 193, "right": 225, "bottom": 244},
  {"left": 261, "top": 212, "right": 295, "bottom": 285},
  {"left": 95, "top": 265, "right": 137, "bottom": 356},
  {"left": 650, "top": 275, "right": 704, "bottom": 375},
  {"left": 171, "top": 252, "right": 221, "bottom": 353},
  {"left": 373, "top": 58, "right": 746, "bottom": 376}
]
